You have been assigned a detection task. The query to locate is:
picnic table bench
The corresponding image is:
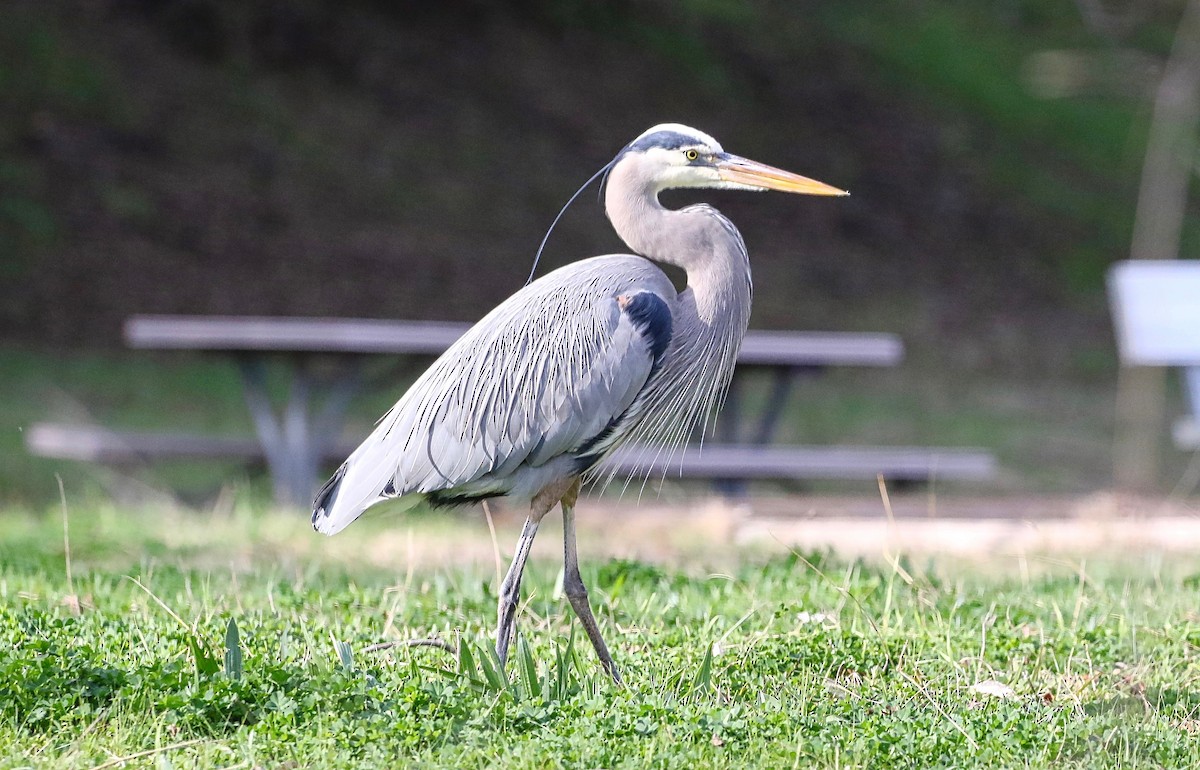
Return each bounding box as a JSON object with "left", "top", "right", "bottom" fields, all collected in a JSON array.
[
  {"left": 27, "top": 315, "right": 997, "bottom": 506},
  {"left": 1108, "top": 260, "right": 1200, "bottom": 450}
]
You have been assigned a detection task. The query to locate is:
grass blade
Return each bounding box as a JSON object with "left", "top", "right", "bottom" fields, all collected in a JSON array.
[
  {"left": 689, "top": 640, "right": 714, "bottom": 694},
  {"left": 517, "top": 635, "right": 541, "bottom": 700},
  {"left": 457, "top": 636, "right": 476, "bottom": 676},
  {"left": 189, "top": 636, "right": 220, "bottom": 678},
  {"left": 553, "top": 622, "right": 577, "bottom": 700},
  {"left": 332, "top": 635, "right": 354, "bottom": 672},
  {"left": 477, "top": 642, "right": 510, "bottom": 693},
  {"left": 224, "top": 618, "right": 243, "bottom": 681}
]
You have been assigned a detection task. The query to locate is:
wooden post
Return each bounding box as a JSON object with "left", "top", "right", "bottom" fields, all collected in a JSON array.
[{"left": 1116, "top": 0, "right": 1200, "bottom": 491}]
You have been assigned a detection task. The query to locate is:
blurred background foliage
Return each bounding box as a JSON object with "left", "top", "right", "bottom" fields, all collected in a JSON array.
[{"left": 1, "top": 0, "right": 1196, "bottom": 504}]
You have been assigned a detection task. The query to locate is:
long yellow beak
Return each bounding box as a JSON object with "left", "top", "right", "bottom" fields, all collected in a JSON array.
[{"left": 716, "top": 154, "right": 849, "bottom": 196}]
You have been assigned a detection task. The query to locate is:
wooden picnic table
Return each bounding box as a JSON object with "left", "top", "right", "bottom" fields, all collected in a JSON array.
[{"left": 28, "top": 315, "right": 996, "bottom": 506}]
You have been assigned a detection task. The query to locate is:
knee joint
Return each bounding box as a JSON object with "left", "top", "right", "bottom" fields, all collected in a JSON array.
[{"left": 563, "top": 576, "right": 589, "bottom": 601}]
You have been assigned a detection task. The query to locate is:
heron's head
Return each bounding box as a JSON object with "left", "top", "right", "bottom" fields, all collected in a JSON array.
[{"left": 613, "top": 123, "right": 848, "bottom": 197}]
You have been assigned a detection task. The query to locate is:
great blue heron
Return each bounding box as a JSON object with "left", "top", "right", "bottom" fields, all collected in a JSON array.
[{"left": 313, "top": 124, "right": 846, "bottom": 682}]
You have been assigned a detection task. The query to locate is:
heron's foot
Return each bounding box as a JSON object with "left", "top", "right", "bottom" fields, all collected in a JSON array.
[
  {"left": 495, "top": 545, "right": 528, "bottom": 666},
  {"left": 563, "top": 572, "right": 622, "bottom": 684}
]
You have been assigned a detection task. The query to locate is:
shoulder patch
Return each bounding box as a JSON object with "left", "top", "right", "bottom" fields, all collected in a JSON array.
[{"left": 618, "top": 292, "right": 673, "bottom": 366}]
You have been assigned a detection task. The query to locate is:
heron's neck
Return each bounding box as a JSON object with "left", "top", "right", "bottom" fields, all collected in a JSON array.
[
  {"left": 604, "top": 177, "right": 753, "bottom": 450},
  {"left": 606, "top": 184, "right": 752, "bottom": 324}
]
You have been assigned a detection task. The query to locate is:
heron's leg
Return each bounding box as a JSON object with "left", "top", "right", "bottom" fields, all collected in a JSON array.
[
  {"left": 495, "top": 516, "right": 540, "bottom": 666},
  {"left": 494, "top": 480, "right": 570, "bottom": 666},
  {"left": 560, "top": 483, "right": 622, "bottom": 684}
]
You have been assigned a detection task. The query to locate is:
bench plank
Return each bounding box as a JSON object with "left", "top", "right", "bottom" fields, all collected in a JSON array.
[
  {"left": 125, "top": 317, "right": 466, "bottom": 357},
  {"left": 606, "top": 444, "right": 997, "bottom": 481},
  {"left": 124, "top": 315, "right": 903, "bottom": 368},
  {"left": 26, "top": 423, "right": 264, "bottom": 463},
  {"left": 27, "top": 423, "right": 995, "bottom": 482}
]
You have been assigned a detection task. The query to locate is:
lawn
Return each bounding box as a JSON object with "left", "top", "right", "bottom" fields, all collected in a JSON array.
[{"left": 2, "top": 501, "right": 1199, "bottom": 768}]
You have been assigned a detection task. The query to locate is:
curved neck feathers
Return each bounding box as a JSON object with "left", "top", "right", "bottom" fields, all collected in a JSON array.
[
  {"left": 604, "top": 159, "right": 752, "bottom": 325},
  {"left": 601, "top": 156, "right": 753, "bottom": 452}
]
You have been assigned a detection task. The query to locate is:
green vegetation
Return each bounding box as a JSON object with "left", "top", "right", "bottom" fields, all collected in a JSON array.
[
  {"left": 817, "top": 0, "right": 1181, "bottom": 293},
  {"left": 2, "top": 505, "right": 1199, "bottom": 768},
  {"left": 0, "top": 0, "right": 1187, "bottom": 344}
]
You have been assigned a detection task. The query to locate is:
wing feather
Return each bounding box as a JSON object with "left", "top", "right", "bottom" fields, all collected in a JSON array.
[{"left": 313, "top": 256, "right": 674, "bottom": 534}]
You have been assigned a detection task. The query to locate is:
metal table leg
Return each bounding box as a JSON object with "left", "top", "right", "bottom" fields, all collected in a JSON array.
[
  {"left": 235, "top": 354, "right": 361, "bottom": 509},
  {"left": 713, "top": 365, "right": 816, "bottom": 497},
  {"left": 714, "top": 374, "right": 744, "bottom": 496},
  {"left": 752, "top": 366, "right": 817, "bottom": 446}
]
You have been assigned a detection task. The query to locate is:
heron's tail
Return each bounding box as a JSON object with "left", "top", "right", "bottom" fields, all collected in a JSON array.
[
  {"left": 311, "top": 463, "right": 348, "bottom": 534},
  {"left": 313, "top": 456, "right": 391, "bottom": 535},
  {"left": 312, "top": 421, "right": 407, "bottom": 535}
]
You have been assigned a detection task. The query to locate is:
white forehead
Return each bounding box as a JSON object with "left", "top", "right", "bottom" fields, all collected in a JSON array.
[{"left": 631, "top": 123, "right": 724, "bottom": 152}]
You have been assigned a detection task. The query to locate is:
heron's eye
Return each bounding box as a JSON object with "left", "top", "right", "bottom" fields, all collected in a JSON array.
[{"left": 684, "top": 149, "right": 699, "bottom": 161}]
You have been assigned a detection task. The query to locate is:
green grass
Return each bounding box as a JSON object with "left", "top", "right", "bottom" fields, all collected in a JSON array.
[{"left": 2, "top": 503, "right": 1200, "bottom": 768}]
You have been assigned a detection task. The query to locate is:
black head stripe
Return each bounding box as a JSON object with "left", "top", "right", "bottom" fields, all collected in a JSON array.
[{"left": 626, "top": 130, "right": 703, "bottom": 154}]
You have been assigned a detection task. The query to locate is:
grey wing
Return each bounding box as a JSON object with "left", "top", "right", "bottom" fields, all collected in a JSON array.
[
  {"left": 315, "top": 256, "right": 674, "bottom": 531},
  {"left": 395, "top": 288, "right": 670, "bottom": 490}
]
